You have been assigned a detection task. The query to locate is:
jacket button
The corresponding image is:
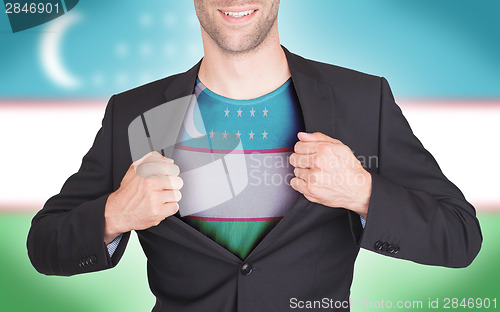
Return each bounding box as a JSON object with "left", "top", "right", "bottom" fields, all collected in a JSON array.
[
  {"left": 89, "top": 256, "right": 97, "bottom": 265},
  {"left": 381, "top": 242, "right": 389, "bottom": 252},
  {"left": 387, "top": 244, "right": 395, "bottom": 254},
  {"left": 393, "top": 245, "right": 400, "bottom": 254},
  {"left": 79, "top": 259, "right": 87, "bottom": 268},
  {"left": 374, "top": 241, "right": 383, "bottom": 250},
  {"left": 240, "top": 263, "right": 253, "bottom": 276}
]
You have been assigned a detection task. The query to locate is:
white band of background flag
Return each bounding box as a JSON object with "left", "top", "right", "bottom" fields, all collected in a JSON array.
[{"left": 0, "top": 99, "right": 499, "bottom": 212}]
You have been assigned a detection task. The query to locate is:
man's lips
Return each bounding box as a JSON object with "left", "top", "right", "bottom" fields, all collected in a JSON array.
[{"left": 218, "top": 8, "right": 258, "bottom": 24}]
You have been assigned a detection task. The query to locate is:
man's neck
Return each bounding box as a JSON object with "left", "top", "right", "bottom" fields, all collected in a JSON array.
[{"left": 198, "top": 32, "right": 290, "bottom": 100}]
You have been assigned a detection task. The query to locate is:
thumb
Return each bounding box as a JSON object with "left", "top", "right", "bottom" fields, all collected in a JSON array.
[
  {"left": 297, "top": 132, "right": 339, "bottom": 143},
  {"left": 133, "top": 151, "right": 159, "bottom": 167},
  {"left": 127, "top": 151, "right": 174, "bottom": 179},
  {"left": 134, "top": 151, "right": 173, "bottom": 167}
]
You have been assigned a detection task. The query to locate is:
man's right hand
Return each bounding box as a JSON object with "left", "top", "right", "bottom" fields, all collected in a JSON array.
[{"left": 103, "top": 151, "right": 183, "bottom": 244}]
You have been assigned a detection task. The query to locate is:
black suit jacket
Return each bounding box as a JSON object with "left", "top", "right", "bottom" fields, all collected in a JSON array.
[{"left": 27, "top": 47, "right": 482, "bottom": 312}]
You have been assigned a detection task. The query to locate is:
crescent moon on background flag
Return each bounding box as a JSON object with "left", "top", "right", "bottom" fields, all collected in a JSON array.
[{"left": 39, "top": 13, "right": 82, "bottom": 89}]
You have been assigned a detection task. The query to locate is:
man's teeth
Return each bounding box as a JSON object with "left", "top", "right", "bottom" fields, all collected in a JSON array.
[{"left": 222, "top": 10, "right": 255, "bottom": 18}]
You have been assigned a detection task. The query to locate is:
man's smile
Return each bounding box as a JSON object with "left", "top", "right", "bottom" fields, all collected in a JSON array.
[
  {"left": 220, "top": 9, "right": 256, "bottom": 18},
  {"left": 218, "top": 7, "right": 258, "bottom": 24}
]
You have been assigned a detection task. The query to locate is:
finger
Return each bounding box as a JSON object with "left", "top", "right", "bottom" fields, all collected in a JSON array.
[
  {"left": 136, "top": 162, "right": 180, "bottom": 178},
  {"left": 293, "top": 167, "right": 311, "bottom": 182},
  {"left": 142, "top": 156, "right": 174, "bottom": 165},
  {"left": 134, "top": 151, "right": 161, "bottom": 166},
  {"left": 141, "top": 153, "right": 175, "bottom": 166},
  {"left": 294, "top": 141, "right": 314, "bottom": 154},
  {"left": 289, "top": 153, "right": 315, "bottom": 168},
  {"left": 294, "top": 141, "right": 330, "bottom": 155},
  {"left": 162, "top": 202, "right": 180, "bottom": 216},
  {"left": 294, "top": 167, "right": 324, "bottom": 186},
  {"left": 165, "top": 163, "right": 180, "bottom": 176},
  {"left": 164, "top": 157, "right": 174, "bottom": 164},
  {"left": 125, "top": 151, "right": 159, "bottom": 181},
  {"left": 298, "top": 132, "right": 342, "bottom": 144},
  {"left": 290, "top": 176, "right": 305, "bottom": 192},
  {"left": 290, "top": 177, "right": 319, "bottom": 203},
  {"left": 161, "top": 175, "right": 184, "bottom": 190},
  {"left": 158, "top": 190, "right": 182, "bottom": 203},
  {"left": 290, "top": 177, "right": 314, "bottom": 197}
]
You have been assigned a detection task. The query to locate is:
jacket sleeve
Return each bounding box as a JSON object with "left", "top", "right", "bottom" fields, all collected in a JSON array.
[
  {"left": 27, "top": 96, "right": 130, "bottom": 276},
  {"left": 358, "top": 77, "right": 482, "bottom": 268}
]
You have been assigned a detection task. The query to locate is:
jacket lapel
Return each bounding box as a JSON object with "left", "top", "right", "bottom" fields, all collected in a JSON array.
[
  {"left": 163, "top": 60, "right": 202, "bottom": 102},
  {"left": 157, "top": 47, "right": 338, "bottom": 261},
  {"left": 283, "top": 46, "right": 336, "bottom": 137}
]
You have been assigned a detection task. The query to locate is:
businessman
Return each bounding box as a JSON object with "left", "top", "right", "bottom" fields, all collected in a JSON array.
[{"left": 27, "top": 1, "right": 482, "bottom": 311}]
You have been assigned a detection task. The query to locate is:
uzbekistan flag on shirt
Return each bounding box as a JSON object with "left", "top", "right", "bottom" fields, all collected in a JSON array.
[{"left": 172, "top": 77, "right": 305, "bottom": 259}]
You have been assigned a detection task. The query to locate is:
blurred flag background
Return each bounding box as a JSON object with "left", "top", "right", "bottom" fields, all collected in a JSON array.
[{"left": 1, "top": 0, "right": 499, "bottom": 311}]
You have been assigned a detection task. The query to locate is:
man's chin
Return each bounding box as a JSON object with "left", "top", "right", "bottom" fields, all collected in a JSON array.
[{"left": 216, "top": 36, "right": 266, "bottom": 55}]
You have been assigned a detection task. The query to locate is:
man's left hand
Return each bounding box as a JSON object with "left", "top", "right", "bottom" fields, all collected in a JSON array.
[{"left": 289, "top": 132, "right": 372, "bottom": 219}]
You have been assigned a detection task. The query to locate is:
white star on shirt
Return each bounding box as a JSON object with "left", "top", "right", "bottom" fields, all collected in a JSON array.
[
  {"left": 262, "top": 130, "right": 268, "bottom": 139},
  {"left": 237, "top": 108, "right": 243, "bottom": 117},
  {"left": 249, "top": 131, "right": 255, "bottom": 139},
  {"left": 223, "top": 130, "right": 228, "bottom": 139},
  {"left": 250, "top": 107, "right": 255, "bottom": 117},
  {"left": 224, "top": 108, "right": 230, "bottom": 117},
  {"left": 235, "top": 130, "right": 241, "bottom": 140},
  {"left": 209, "top": 130, "right": 215, "bottom": 138},
  {"left": 263, "top": 107, "right": 268, "bottom": 117}
]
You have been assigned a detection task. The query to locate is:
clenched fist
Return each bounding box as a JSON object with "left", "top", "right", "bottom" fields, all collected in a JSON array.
[
  {"left": 104, "top": 151, "right": 183, "bottom": 244},
  {"left": 289, "top": 132, "right": 372, "bottom": 218}
]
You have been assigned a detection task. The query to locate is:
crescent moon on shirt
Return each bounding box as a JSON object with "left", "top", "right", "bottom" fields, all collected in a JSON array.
[
  {"left": 40, "top": 13, "right": 82, "bottom": 89},
  {"left": 183, "top": 95, "right": 205, "bottom": 138}
]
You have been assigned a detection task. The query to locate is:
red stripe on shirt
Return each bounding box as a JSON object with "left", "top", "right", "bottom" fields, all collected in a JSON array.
[
  {"left": 183, "top": 216, "right": 284, "bottom": 222},
  {"left": 175, "top": 145, "right": 293, "bottom": 154}
]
